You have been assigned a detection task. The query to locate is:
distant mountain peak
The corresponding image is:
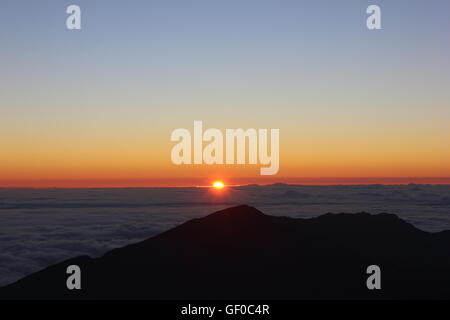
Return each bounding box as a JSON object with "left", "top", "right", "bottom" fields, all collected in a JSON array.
[
  {"left": 184, "top": 205, "right": 269, "bottom": 229},
  {"left": 206, "top": 205, "right": 265, "bottom": 218}
]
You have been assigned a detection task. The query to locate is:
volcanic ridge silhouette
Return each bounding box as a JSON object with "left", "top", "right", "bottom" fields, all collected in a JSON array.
[{"left": 1, "top": 205, "right": 450, "bottom": 299}]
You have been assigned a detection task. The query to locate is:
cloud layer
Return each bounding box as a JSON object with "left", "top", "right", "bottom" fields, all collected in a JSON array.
[{"left": 1, "top": 184, "right": 450, "bottom": 286}]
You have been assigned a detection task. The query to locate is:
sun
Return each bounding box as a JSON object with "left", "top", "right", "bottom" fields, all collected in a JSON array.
[{"left": 212, "top": 181, "right": 225, "bottom": 189}]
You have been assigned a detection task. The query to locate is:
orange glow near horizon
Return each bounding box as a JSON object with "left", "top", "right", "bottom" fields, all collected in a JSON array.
[
  {"left": 2, "top": 129, "right": 450, "bottom": 188},
  {"left": 2, "top": 125, "right": 450, "bottom": 188}
]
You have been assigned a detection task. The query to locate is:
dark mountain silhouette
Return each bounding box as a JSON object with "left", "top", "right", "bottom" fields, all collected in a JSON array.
[
  {"left": 1, "top": 205, "right": 450, "bottom": 300},
  {"left": 267, "top": 183, "right": 290, "bottom": 187}
]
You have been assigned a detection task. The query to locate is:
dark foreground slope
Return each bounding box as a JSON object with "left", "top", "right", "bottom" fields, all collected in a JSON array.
[{"left": 1, "top": 205, "right": 450, "bottom": 299}]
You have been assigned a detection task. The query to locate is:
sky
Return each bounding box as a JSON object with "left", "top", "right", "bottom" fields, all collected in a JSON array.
[{"left": 1, "top": 0, "right": 450, "bottom": 187}]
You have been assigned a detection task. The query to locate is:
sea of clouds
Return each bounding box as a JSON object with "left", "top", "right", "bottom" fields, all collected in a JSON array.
[{"left": 1, "top": 184, "right": 450, "bottom": 286}]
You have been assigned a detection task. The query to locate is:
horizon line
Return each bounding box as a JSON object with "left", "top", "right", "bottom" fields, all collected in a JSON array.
[{"left": 1, "top": 177, "right": 450, "bottom": 189}]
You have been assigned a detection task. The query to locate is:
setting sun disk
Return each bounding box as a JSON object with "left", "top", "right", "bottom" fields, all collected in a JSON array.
[{"left": 212, "top": 181, "right": 225, "bottom": 189}]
